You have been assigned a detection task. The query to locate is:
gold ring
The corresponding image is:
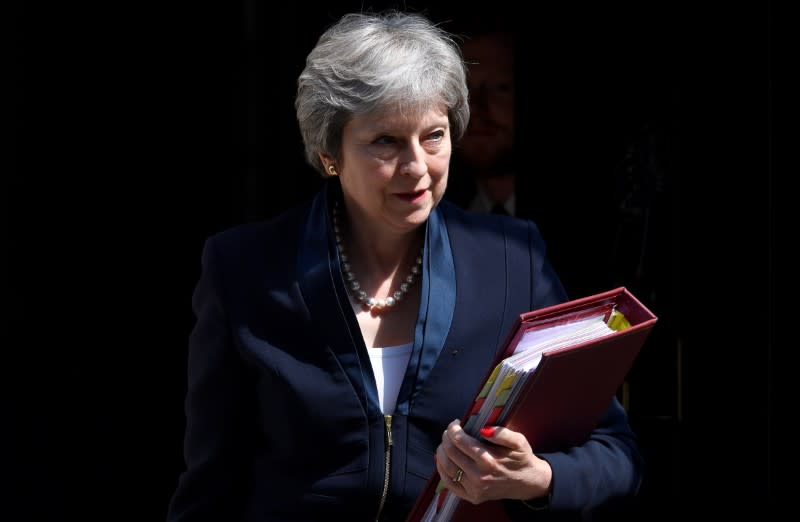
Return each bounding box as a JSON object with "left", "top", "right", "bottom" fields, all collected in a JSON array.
[{"left": 452, "top": 467, "right": 464, "bottom": 484}]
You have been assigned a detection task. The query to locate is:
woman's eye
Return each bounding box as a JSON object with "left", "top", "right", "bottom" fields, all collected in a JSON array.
[
  {"left": 427, "top": 130, "right": 445, "bottom": 141},
  {"left": 373, "top": 135, "right": 396, "bottom": 145}
]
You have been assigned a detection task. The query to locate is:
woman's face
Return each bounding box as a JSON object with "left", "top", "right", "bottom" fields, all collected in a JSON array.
[{"left": 333, "top": 106, "right": 451, "bottom": 234}]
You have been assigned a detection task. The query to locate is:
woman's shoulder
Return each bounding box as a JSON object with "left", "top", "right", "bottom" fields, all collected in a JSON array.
[{"left": 199, "top": 201, "right": 313, "bottom": 277}]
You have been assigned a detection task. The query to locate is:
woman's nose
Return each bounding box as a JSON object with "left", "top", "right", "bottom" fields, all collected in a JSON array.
[{"left": 399, "top": 142, "right": 427, "bottom": 178}]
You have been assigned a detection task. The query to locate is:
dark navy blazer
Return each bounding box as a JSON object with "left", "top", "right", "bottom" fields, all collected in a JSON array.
[{"left": 167, "top": 183, "right": 642, "bottom": 521}]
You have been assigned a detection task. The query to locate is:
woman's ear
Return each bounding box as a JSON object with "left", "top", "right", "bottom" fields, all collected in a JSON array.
[
  {"left": 320, "top": 153, "right": 340, "bottom": 177},
  {"left": 319, "top": 153, "right": 333, "bottom": 170}
]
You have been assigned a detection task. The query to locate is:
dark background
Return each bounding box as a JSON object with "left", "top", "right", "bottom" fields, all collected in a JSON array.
[{"left": 6, "top": 1, "right": 773, "bottom": 520}]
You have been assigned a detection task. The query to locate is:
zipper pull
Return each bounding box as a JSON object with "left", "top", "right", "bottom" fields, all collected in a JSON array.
[{"left": 384, "top": 414, "right": 393, "bottom": 447}]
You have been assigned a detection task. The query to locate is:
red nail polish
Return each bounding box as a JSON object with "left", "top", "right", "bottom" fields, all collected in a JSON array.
[
  {"left": 479, "top": 426, "right": 496, "bottom": 438},
  {"left": 437, "top": 489, "right": 447, "bottom": 511}
]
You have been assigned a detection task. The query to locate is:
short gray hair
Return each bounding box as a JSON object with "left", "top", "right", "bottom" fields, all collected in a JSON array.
[{"left": 295, "top": 11, "right": 470, "bottom": 176}]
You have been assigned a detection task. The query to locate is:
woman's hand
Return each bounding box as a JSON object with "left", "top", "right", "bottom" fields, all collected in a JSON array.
[{"left": 434, "top": 419, "right": 552, "bottom": 504}]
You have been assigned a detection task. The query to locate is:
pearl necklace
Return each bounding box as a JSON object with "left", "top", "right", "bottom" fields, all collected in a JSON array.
[{"left": 332, "top": 202, "right": 423, "bottom": 313}]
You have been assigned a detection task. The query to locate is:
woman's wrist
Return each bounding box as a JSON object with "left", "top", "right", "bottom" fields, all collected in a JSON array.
[{"left": 520, "top": 456, "right": 552, "bottom": 510}]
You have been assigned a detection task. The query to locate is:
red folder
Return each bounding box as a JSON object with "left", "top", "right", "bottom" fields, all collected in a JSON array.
[{"left": 406, "top": 287, "right": 657, "bottom": 522}]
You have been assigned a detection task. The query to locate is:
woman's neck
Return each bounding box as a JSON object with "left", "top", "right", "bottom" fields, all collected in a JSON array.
[
  {"left": 347, "top": 220, "right": 422, "bottom": 276},
  {"left": 336, "top": 202, "right": 423, "bottom": 300}
]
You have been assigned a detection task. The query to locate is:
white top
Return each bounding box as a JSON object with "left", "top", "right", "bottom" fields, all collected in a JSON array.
[{"left": 367, "top": 343, "right": 414, "bottom": 414}]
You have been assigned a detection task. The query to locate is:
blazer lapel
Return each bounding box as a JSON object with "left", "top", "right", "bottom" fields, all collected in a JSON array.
[
  {"left": 395, "top": 206, "right": 456, "bottom": 415},
  {"left": 296, "top": 181, "right": 379, "bottom": 417}
]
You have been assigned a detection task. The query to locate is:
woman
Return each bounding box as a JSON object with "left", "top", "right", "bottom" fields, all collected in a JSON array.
[{"left": 168, "top": 11, "right": 642, "bottom": 521}]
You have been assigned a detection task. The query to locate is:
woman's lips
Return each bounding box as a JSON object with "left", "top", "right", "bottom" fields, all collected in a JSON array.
[{"left": 395, "top": 190, "right": 427, "bottom": 203}]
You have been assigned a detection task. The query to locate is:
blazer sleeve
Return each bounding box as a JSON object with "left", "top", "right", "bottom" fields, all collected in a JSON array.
[
  {"left": 167, "top": 237, "right": 253, "bottom": 521},
  {"left": 541, "top": 398, "right": 642, "bottom": 512}
]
